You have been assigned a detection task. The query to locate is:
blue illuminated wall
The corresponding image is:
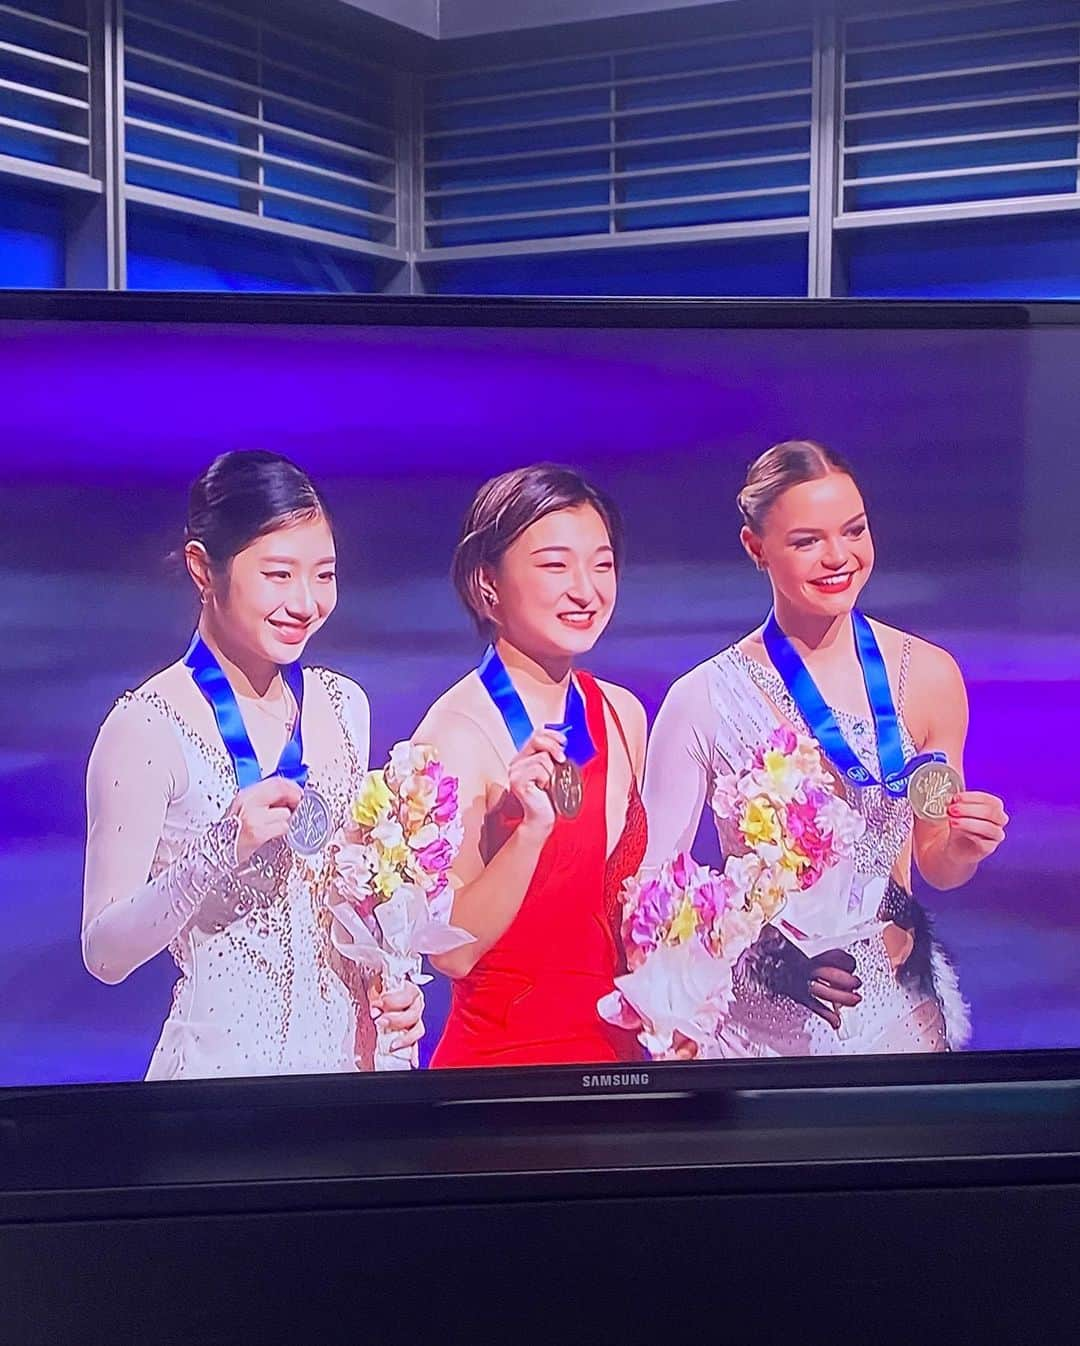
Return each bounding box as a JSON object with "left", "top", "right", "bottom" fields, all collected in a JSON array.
[
  {"left": 1, "top": 0, "right": 1079, "bottom": 299},
  {"left": 0, "top": 185, "right": 66, "bottom": 290},
  {"left": 125, "top": 211, "right": 383, "bottom": 294}
]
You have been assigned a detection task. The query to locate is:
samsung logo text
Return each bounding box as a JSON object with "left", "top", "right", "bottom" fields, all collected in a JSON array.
[{"left": 581, "top": 1072, "right": 651, "bottom": 1089}]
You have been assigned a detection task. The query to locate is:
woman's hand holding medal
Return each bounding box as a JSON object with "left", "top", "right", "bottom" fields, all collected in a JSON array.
[
  {"left": 228, "top": 776, "right": 304, "bottom": 864},
  {"left": 507, "top": 728, "right": 568, "bottom": 839},
  {"left": 941, "top": 790, "right": 1009, "bottom": 864}
]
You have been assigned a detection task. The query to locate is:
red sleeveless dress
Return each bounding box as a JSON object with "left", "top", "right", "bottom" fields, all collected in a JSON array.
[{"left": 431, "top": 671, "right": 647, "bottom": 1069}]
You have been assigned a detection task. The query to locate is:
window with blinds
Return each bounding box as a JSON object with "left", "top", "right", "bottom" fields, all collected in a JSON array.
[
  {"left": 2, "top": 0, "right": 1078, "bottom": 292},
  {"left": 122, "top": 0, "right": 403, "bottom": 256},
  {"left": 422, "top": 20, "right": 815, "bottom": 254},
  {"left": 0, "top": 0, "right": 96, "bottom": 191},
  {"left": 840, "top": 0, "right": 1080, "bottom": 219}
]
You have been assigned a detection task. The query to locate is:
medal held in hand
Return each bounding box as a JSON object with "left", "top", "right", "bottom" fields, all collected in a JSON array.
[
  {"left": 286, "top": 786, "right": 333, "bottom": 854},
  {"left": 183, "top": 633, "right": 330, "bottom": 854},
  {"left": 907, "top": 760, "right": 963, "bottom": 823},
  {"left": 763, "top": 609, "right": 950, "bottom": 805},
  {"left": 549, "top": 756, "right": 584, "bottom": 819},
  {"left": 477, "top": 645, "right": 596, "bottom": 823}
]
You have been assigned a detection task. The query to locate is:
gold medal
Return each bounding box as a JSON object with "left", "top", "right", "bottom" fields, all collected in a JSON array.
[
  {"left": 548, "top": 757, "right": 584, "bottom": 819},
  {"left": 907, "top": 761, "right": 962, "bottom": 822}
]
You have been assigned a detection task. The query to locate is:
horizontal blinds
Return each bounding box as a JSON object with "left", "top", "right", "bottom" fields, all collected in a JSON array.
[
  {"left": 841, "top": 0, "right": 1080, "bottom": 217},
  {"left": 123, "top": 0, "right": 402, "bottom": 254},
  {"left": 0, "top": 0, "right": 96, "bottom": 190},
  {"left": 423, "top": 21, "right": 815, "bottom": 252}
]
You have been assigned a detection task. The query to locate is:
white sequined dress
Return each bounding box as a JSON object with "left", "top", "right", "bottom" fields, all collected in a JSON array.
[
  {"left": 83, "top": 663, "right": 372, "bottom": 1080},
  {"left": 642, "top": 638, "right": 969, "bottom": 1058}
]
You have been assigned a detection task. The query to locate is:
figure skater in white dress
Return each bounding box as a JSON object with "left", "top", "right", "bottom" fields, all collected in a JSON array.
[
  {"left": 642, "top": 441, "right": 1008, "bottom": 1057},
  {"left": 82, "top": 451, "right": 423, "bottom": 1079}
]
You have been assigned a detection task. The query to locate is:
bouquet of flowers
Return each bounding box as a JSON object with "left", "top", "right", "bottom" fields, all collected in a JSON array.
[
  {"left": 601, "top": 725, "right": 878, "bottom": 1060},
  {"left": 598, "top": 852, "right": 765, "bottom": 1059},
  {"left": 329, "top": 741, "right": 473, "bottom": 1070},
  {"left": 711, "top": 724, "right": 883, "bottom": 958}
]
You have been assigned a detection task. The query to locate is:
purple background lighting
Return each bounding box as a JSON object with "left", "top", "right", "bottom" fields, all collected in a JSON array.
[{"left": 0, "top": 318, "right": 1076, "bottom": 1086}]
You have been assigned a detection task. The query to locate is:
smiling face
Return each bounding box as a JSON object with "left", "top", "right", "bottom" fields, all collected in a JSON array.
[
  {"left": 485, "top": 503, "right": 617, "bottom": 660},
  {"left": 741, "top": 472, "right": 874, "bottom": 619},
  {"left": 195, "top": 511, "right": 338, "bottom": 666}
]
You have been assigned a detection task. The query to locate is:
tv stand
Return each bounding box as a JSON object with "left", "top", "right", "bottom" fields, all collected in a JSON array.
[{"left": 1, "top": 1081, "right": 1077, "bottom": 1345}]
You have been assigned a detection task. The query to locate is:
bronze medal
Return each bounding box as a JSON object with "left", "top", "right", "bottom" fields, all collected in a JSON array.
[
  {"left": 907, "top": 761, "right": 962, "bottom": 822},
  {"left": 549, "top": 757, "right": 584, "bottom": 819}
]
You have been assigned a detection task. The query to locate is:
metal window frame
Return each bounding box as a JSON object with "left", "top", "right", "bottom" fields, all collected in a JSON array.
[
  {"left": 0, "top": 0, "right": 95, "bottom": 196},
  {"left": 117, "top": 0, "right": 406, "bottom": 264},
  {"left": 417, "top": 13, "right": 817, "bottom": 264},
  {"left": 836, "top": 0, "right": 1080, "bottom": 235},
  {"left": 0, "top": 0, "right": 1076, "bottom": 294}
]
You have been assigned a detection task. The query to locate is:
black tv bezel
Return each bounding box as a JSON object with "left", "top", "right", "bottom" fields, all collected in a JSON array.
[{"left": 2, "top": 287, "right": 1078, "bottom": 1118}]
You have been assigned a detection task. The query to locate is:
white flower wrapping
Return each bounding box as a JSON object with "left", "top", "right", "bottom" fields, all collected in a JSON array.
[
  {"left": 331, "top": 883, "right": 474, "bottom": 1070},
  {"left": 597, "top": 853, "right": 766, "bottom": 1061},
  {"left": 598, "top": 939, "right": 738, "bottom": 1061},
  {"left": 772, "top": 862, "right": 889, "bottom": 960},
  {"left": 328, "top": 742, "right": 474, "bottom": 1071},
  {"left": 604, "top": 727, "right": 891, "bottom": 1061}
]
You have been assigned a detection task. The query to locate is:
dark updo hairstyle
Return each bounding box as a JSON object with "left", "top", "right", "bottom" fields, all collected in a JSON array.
[
  {"left": 452, "top": 462, "right": 624, "bottom": 638},
  {"left": 182, "top": 450, "right": 331, "bottom": 578},
  {"left": 737, "top": 439, "right": 857, "bottom": 534}
]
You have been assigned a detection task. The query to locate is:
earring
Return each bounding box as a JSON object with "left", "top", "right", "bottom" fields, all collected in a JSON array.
[{"left": 199, "top": 589, "right": 208, "bottom": 605}]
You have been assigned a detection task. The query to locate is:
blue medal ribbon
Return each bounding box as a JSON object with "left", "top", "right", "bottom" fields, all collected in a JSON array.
[
  {"left": 182, "top": 632, "right": 309, "bottom": 790},
  {"left": 476, "top": 645, "right": 596, "bottom": 766},
  {"left": 762, "top": 610, "right": 943, "bottom": 798}
]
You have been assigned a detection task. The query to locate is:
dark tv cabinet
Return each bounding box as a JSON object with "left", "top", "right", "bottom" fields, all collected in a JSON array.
[{"left": 1, "top": 1082, "right": 1077, "bottom": 1346}]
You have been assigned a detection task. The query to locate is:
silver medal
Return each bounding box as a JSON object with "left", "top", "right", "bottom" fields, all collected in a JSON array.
[{"left": 287, "top": 786, "right": 332, "bottom": 855}]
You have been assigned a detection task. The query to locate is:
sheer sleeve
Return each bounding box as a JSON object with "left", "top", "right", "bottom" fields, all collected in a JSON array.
[
  {"left": 640, "top": 664, "right": 721, "bottom": 868},
  {"left": 82, "top": 695, "right": 240, "bottom": 985}
]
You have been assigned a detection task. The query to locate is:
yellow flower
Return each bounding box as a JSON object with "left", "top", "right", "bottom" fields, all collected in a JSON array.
[
  {"left": 352, "top": 771, "right": 392, "bottom": 828},
  {"left": 762, "top": 749, "right": 788, "bottom": 778},
  {"left": 373, "top": 859, "right": 403, "bottom": 898},
  {"left": 668, "top": 898, "right": 698, "bottom": 945},
  {"left": 742, "top": 798, "right": 780, "bottom": 847}
]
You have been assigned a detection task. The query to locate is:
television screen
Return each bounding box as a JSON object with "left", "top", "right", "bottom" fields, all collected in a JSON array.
[{"left": 1, "top": 297, "right": 1077, "bottom": 1094}]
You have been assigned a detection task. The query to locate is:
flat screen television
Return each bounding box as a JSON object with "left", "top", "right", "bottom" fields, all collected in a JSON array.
[{"left": 1, "top": 291, "right": 1077, "bottom": 1117}]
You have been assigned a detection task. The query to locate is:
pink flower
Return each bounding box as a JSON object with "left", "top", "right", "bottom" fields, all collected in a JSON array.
[
  {"left": 431, "top": 774, "right": 459, "bottom": 826},
  {"left": 784, "top": 797, "right": 820, "bottom": 845},
  {"left": 691, "top": 885, "right": 718, "bottom": 934},
  {"left": 691, "top": 873, "right": 738, "bottom": 949},
  {"left": 712, "top": 873, "right": 739, "bottom": 915},
  {"left": 795, "top": 823, "right": 832, "bottom": 883},
  {"left": 416, "top": 837, "right": 454, "bottom": 875},
  {"left": 671, "top": 851, "right": 695, "bottom": 894},
  {"left": 423, "top": 758, "right": 445, "bottom": 784},
  {"left": 768, "top": 725, "right": 798, "bottom": 756},
  {"left": 627, "top": 878, "right": 674, "bottom": 952},
  {"left": 799, "top": 859, "right": 826, "bottom": 891}
]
